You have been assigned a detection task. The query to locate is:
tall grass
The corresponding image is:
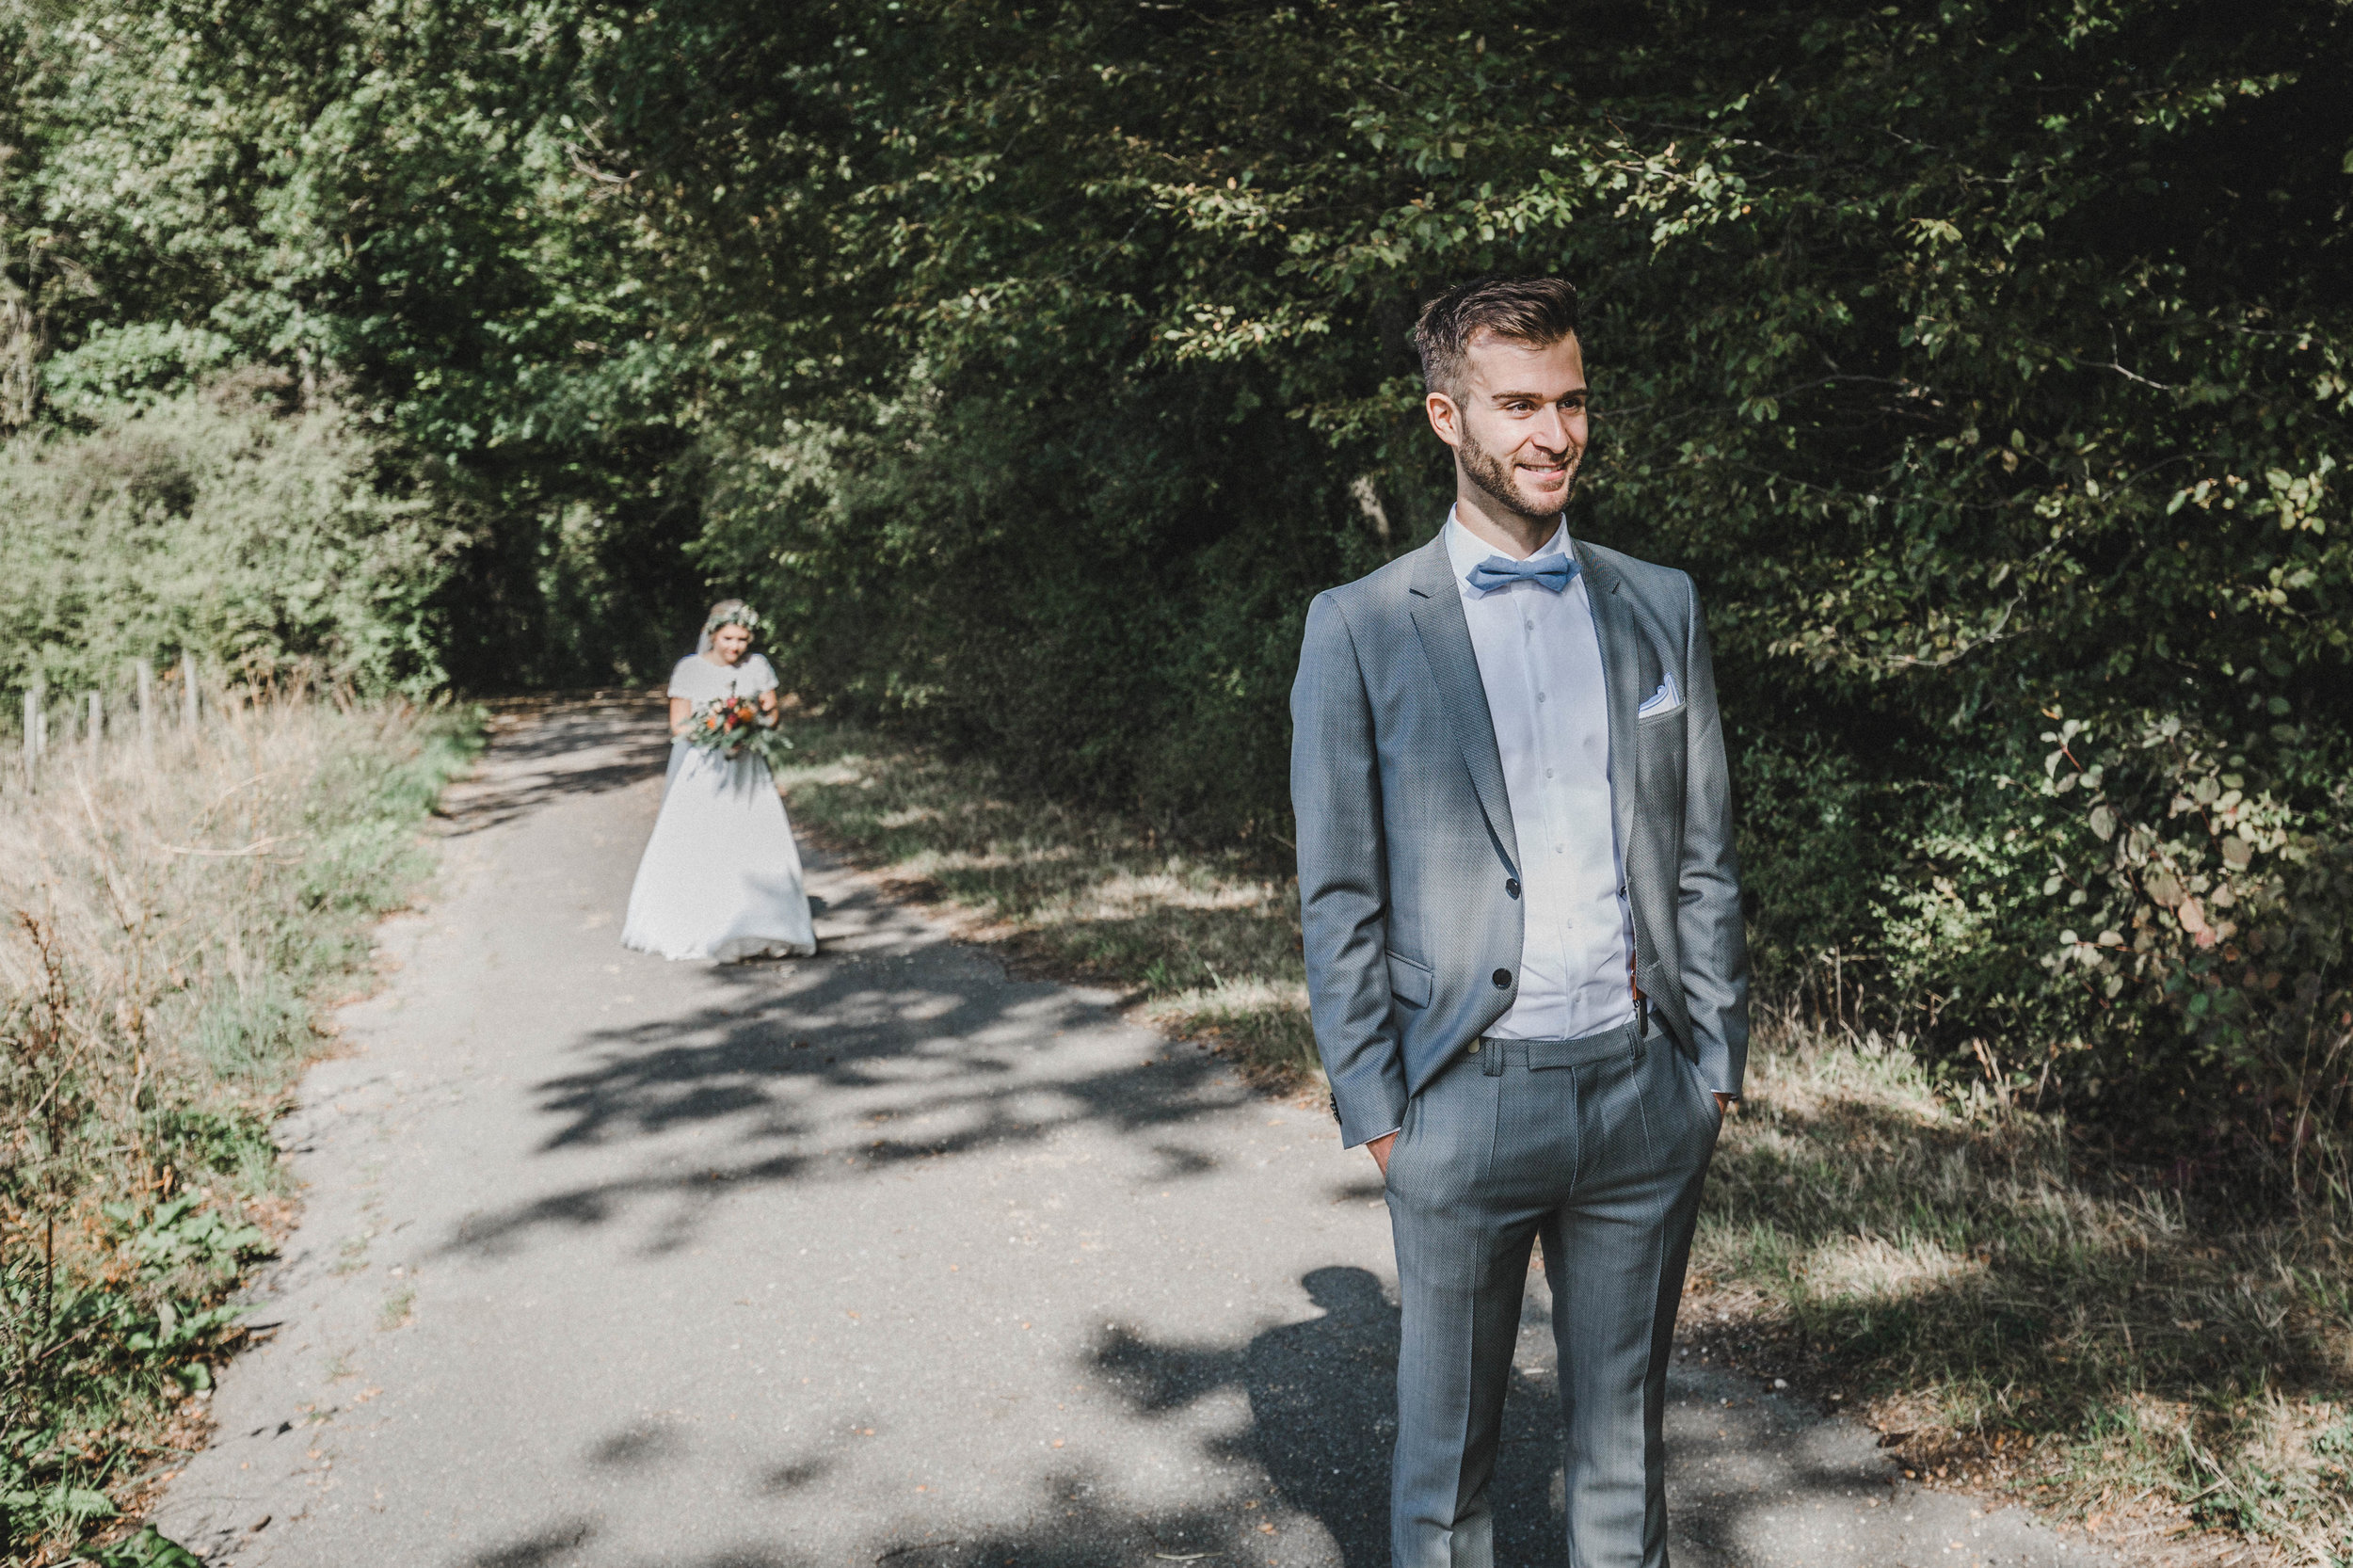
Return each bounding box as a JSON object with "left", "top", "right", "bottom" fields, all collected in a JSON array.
[
  {"left": 1695, "top": 1012, "right": 2351, "bottom": 1564},
  {"left": 0, "top": 691, "right": 478, "bottom": 1560},
  {"left": 773, "top": 707, "right": 2352, "bottom": 1564}
]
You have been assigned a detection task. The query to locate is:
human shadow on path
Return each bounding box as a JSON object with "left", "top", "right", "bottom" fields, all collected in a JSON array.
[
  {"left": 1088, "top": 1269, "right": 1922, "bottom": 1568},
  {"left": 1096, "top": 1265, "right": 1566, "bottom": 1568},
  {"left": 455, "top": 1268, "right": 1901, "bottom": 1568}
]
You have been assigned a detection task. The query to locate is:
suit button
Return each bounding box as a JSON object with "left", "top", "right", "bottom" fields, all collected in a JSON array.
[
  {"left": 1492, "top": 968, "right": 1513, "bottom": 989},
  {"left": 1504, "top": 878, "right": 1521, "bottom": 900}
]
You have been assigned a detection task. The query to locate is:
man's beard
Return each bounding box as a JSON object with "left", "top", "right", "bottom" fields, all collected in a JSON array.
[{"left": 1460, "top": 424, "right": 1577, "bottom": 521}]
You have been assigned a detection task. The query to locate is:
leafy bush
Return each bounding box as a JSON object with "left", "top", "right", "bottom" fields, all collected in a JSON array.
[
  {"left": 39, "top": 325, "right": 240, "bottom": 421},
  {"left": 0, "top": 379, "right": 457, "bottom": 701},
  {"left": 0, "top": 0, "right": 710, "bottom": 694},
  {"left": 2039, "top": 713, "right": 2352, "bottom": 1202}
]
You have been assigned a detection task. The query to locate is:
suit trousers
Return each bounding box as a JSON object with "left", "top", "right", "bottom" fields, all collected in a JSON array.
[{"left": 1384, "top": 1022, "right": 1720, "bottom": 1568}]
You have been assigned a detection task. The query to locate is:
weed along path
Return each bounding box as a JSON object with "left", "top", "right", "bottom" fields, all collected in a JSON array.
[{"left": 152, "top": 699, "right": 2117, "bottom": 1568}]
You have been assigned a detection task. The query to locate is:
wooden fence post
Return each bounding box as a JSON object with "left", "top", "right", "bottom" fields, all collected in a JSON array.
[
  {"left": 136, "top": 658, "right": 154, "bottom": 755},
  {"left": 20, "top": 680, "right": 38, "bottom": 784},
  {"left": 87, "top": 690, "right": 103, "bottom": 757},
  {"left": 182, "top": 652, "right": 200, "bottom": 730}
]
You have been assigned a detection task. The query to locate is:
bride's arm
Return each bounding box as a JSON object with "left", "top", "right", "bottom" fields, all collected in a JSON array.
[
  {"left": 669, "top": 696, "right": 692, "bottom": 736},
  {"left": 757, "top": 688, "right": 779, "bottom": 722}
]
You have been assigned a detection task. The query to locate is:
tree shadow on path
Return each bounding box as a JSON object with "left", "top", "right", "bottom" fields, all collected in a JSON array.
[
  {"left": 434, "top": 960, "right": 1251, "bottom": 1261},
  {"left": 440, "top": 696, "right": 675, "bottom": 837}
]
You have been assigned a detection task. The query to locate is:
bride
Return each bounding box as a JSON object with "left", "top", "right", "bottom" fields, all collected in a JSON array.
[{"left": 620, "top": 600, "right": 818, "bottom": 961}]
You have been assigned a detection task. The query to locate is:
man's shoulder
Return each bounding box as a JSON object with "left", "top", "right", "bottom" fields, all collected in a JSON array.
[
  {"left": 1580, "top": 539, "right": 1695, "bottom": 619},
  {"left": 1315, "top": 536, "right": 1441, "bottom": 621}
]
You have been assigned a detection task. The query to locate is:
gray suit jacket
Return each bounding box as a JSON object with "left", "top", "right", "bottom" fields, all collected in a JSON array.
[{"left": 1290, "top": 532, "right": 1749, "bottom": 1147}]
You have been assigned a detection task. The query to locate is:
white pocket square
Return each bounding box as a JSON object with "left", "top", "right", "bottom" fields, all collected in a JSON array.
[{"left": 1638, "top": 673, "right": 1682, "bottom": 717}]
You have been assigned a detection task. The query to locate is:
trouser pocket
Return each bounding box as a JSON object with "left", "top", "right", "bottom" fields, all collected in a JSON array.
[
  {"left": 1680, "top": 1045, "right": 1722, "bottom": 1127},
  {"left": 1387, "top": 1049, "right": 1496, "bottom": 1206},
  {"left": 1384, "top": 1094, "right": 1417, "bottom": 1193}
]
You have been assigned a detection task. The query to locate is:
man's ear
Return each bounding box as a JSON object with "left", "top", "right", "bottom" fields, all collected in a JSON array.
[{"left": 1424, "top": 390, "right": 1464, "bottom": 450}]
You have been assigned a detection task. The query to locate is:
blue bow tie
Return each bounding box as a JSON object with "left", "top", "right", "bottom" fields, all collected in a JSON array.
[{"left": 1465, "top": 552, "right": 1579, "bottom": 594}]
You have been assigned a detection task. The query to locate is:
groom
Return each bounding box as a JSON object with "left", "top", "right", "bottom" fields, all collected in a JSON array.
[{"left": 1290, "top": 275, "right": 1747, "bottom": 1568}]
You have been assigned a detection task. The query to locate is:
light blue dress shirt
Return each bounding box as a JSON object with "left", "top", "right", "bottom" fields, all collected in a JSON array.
[{"left": 1442, "top": 510, "right": 1636, "bottom": 1043}]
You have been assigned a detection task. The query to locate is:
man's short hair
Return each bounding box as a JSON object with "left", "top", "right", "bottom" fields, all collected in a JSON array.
[{"left": 1413, "top": 277, "right": 1580, "bottom": 397}]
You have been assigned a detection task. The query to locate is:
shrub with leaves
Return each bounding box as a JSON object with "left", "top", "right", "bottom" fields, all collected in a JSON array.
[
  {"left": 0, "top": 378, "right": 457, "bottom": 702},
  {"left": 2041, "top": 712, "right": 2352, "bottom": 1206}
]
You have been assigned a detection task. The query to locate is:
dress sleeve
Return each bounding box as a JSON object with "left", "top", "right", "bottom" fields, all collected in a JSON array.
[
  {"left": 741, "top": 655, "right": 779, "bottom": 695},
  {"left": 666, "top": 657, "right": 702, "bottom": 700}
]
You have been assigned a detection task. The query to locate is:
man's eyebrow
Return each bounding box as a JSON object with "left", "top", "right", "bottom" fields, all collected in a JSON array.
[{"left": 1486, "top": 385, "right": 1590, "bottom": 403}]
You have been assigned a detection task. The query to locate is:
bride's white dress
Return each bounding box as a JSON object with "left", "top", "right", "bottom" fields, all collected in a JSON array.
[{"left": 621, "top": 652, "right": 817, "bottom": 961}]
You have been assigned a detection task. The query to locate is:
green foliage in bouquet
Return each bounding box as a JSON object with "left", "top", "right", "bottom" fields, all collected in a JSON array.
[{"left": 681, "top": 695, "right": 794, "bottom": 773}]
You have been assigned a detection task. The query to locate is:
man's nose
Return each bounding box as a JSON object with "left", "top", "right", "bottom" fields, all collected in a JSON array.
[{"left": 1529, "top": 402, "right": 1572, "bottom": 453}]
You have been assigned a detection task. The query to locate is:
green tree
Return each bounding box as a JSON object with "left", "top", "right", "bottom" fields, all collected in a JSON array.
[{"left": 637, "top": 0, "right": 2353, "bottom": 1165}]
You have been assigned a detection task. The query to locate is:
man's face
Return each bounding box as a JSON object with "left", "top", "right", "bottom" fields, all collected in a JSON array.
[{"left": 1426, "top": 330, "right": 1590, "bottom": 520}]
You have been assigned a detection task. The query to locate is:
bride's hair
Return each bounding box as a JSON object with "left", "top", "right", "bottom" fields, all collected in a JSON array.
[{"left": 697, "top": 599, "right": 760, "bottom": 654}]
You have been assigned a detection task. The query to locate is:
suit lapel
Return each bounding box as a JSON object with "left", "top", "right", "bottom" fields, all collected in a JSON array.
[
  {"left": 1577, "top": 540, "right": 1647, "bottom": 868},
  {"left": 1405, "top": 538, "right": 1522, "bottom": 877}
]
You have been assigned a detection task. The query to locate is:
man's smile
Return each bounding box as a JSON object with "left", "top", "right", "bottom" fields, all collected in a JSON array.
[{"left": 1519, "top": 454, "right": 1577, "bottom": 488}]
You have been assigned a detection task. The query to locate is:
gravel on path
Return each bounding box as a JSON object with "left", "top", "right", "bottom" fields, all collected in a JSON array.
[{"left": 152, "top": 699, "right": 2120, "bottom": 1568}]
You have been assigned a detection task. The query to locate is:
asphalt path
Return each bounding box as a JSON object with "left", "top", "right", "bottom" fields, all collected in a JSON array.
[{"left": 152, "top": 699, "right": 2118, "bottom": 1568}]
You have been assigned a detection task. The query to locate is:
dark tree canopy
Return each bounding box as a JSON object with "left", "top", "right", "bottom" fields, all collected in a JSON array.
[{"left": 5, "top": 0, "right": 2349, "bottom": 1173}]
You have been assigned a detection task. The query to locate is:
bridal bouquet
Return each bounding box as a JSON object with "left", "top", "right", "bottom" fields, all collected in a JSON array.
[{"left": 683, "top": 694, "right": 793, "bottom": 767}]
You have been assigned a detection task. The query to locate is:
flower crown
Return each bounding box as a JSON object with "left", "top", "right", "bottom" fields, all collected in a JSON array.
[{"left": 704, "top": 602, "right": 765, "bottom": 637}]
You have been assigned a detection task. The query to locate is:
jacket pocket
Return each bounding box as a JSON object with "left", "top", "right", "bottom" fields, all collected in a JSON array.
[
  {"left": 1637, "top": 669, "right": 1684, "bottom": 719},
  {"left": 1385, "top": 949, "right": 1433, "bottom": 1009}
]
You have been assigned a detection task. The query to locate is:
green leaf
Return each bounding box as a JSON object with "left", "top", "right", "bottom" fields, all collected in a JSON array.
[{"left": 91, "top": 1526, "right": 206, "bottom": 1568}]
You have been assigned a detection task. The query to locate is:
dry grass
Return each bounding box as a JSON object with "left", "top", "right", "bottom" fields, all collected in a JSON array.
[
  {"left": 774, "top": 709, "right": 2353, "bottom": 1565},
  {"left": 0, "top": 691, "right": 478, "bottom": 1558},
  {"left": 1694, "top": 1010, "right": 2352, "bottom": 1564}
]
